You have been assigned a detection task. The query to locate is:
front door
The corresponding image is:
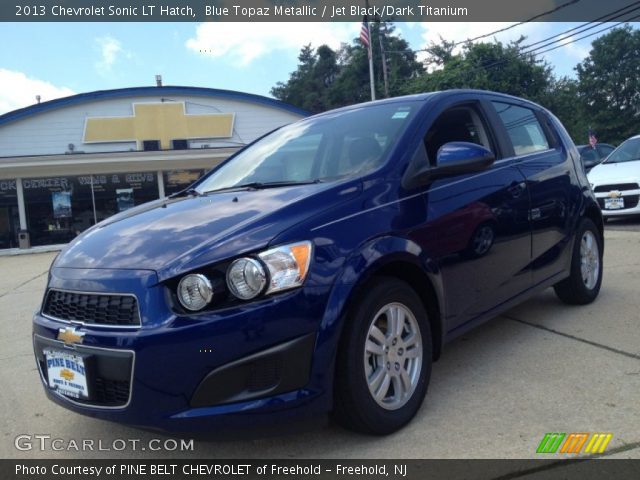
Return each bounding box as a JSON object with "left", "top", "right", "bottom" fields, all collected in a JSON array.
[{"left": 406, "top": 99, "right": 532, "bottom": 334}]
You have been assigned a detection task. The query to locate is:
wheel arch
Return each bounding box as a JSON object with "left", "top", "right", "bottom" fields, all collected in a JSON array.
[
  {"left": 320, "top": 237, "right": 445, "bottom": 367},
  {"left": 583, "top": 201, "right": 604, "bottom": 246}
]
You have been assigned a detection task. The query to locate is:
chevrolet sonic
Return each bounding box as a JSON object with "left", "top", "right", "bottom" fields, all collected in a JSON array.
[{"left": 33, "top": 90, "right": 604, "bottom": 435}]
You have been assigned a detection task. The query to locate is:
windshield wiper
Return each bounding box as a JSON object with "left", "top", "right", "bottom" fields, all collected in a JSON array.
[
  {"left": 169, "top": 188, "right": 204, "bottom": 198},
  {"left": 202, "top": 179, "right": 322, "bottom": 195}
]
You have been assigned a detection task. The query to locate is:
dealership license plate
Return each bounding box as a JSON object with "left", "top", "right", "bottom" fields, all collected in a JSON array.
[
  {"left": 44, "top": 349, "right": 89, "bottom": 399},
  {"left": 604, "top": 197, "right": 624, "bottom": 210}
]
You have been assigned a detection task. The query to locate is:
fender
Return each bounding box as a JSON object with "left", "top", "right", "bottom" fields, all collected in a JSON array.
[{"left": 312, "top": 235, "right": 446, "bottom": 387}]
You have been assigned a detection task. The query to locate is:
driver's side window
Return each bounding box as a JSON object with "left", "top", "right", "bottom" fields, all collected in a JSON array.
[{"left": 424, "top": 105, "right": 495, "bottom": 166}]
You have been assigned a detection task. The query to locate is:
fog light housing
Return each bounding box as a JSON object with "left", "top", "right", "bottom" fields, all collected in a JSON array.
[{"left": 177, "top": 274, "right": 214, "bottom": 311}]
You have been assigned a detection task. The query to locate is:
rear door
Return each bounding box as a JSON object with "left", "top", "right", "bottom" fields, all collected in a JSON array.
[{"left": 489, "top": 100, "right": 582, "bottom": 286}]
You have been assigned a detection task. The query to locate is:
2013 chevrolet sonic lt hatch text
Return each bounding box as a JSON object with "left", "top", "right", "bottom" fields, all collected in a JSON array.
[{"left": 33, "top": 90, "right": 604, "bottom": 435}]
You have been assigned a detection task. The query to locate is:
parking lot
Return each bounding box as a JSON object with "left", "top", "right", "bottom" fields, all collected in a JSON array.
[{"left": 1, "top": 225, "right": 639, "bottom": 460}]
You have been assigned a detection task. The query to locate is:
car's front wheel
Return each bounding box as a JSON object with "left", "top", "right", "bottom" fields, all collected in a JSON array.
[
  {"left": 333, "top": 277, "right": 432, "bottom": 435},
  {"left": 554, "top": 218, "right": 603, "bottom": 304}
]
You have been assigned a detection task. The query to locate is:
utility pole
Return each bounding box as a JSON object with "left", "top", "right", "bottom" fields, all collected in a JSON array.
[
  {"left": 378, "top": 20, "right": 389, "bottom": 98},
  {"left": 363, "top": 0, "right": 375, "bottom": 101}
]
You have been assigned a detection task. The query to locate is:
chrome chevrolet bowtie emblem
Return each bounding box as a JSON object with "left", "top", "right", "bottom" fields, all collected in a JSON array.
[
  {"left": 57, "top": 327, "right": 85, "bottom": 345},
  {"left": 608, "top": 190, "right": 621, "bottom": 198}
]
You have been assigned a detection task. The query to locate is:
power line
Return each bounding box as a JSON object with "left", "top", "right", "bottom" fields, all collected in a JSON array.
[
  {"left": 386, "top": 1, "right": 638, "bottom": 58},
  {"left": 524, "top": 16, "right": 640, "bottom": 57},
  {"left": 390, "top": 14, "right": 638, "bottom": 92},
  {"left": 450, "top": 0, "right": 583, "bottom": 47},
  {"left": 520, "top": 1, "right": 640, "bottom": 51},
  {"left": 456, "top": 18, "right": 639, "bottom": 84}
]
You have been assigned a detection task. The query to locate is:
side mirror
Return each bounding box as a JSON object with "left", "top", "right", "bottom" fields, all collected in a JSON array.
[
  {"left": 435, "top": 142, "right": 495, "bottom": 176},
  {"left": 412, "top": 142, "right": 495, "bottom": 186}
]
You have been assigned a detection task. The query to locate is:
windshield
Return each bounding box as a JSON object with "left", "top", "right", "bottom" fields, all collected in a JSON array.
[
  {"left": 603, "top": 137, "right": 640, "bottom": 164},
  {"left": 196, "top": 102, "right": 418, "bottom": 193}
]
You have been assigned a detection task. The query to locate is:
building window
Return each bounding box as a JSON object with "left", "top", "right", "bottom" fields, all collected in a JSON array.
[
  {"left": 142, "top": 140, "right": 161, "bottom": 151},
  {"left": 22, "top": 173, "right": 159, "bottom": 247},
  {"left": 172, "top": 139, "right": 188, "bottom": 150},
  {"left": 87, "top": 172, "right": 159, "bottom": 223},
  {"left": 0, "top": 179, "right": 19, "bottom": 249},
  {"left": 163, "top": 170, "right": 206, "bottom": 196}
]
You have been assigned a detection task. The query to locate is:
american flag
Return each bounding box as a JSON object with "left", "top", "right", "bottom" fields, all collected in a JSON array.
[
  {"left": 360, "top": 17, "right": 370, "bottom": 49},
  {"left": 588, "top": 128, "right": 598, "bottom": 148}
]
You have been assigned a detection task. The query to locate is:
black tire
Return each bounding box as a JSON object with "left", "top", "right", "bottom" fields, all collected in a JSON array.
[
  {"left": 554, "top": 218, "right": 603, "bottom": 305},
  {"left": 333, "top": 277, "right": 432, "bottom": 435}
]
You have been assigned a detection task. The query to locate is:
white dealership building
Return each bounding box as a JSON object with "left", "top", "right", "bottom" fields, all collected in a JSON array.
[{"left": 0, "top": 86, "right": 306, "bottom": 250}]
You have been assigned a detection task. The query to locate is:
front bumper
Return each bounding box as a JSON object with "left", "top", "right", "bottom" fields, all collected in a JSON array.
[
  {"left": 593, "top": 183, "right": 640, "bottom": 217},
  {"left": 32, "top": 267, "right": 333, "bottom": 432}
]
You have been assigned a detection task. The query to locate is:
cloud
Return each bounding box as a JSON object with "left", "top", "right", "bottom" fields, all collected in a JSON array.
[
  {"left": 95, "top": 35, "right": 123, "bottom": 74},
  {"left": 416, "top": 21, "right": 602, "bottom": 68},
  {"left": 0, "top": 69, "right": 74, "bottom": 115},
  {"left": 186, "top": 23, "right": 359, "bottom": 66}
]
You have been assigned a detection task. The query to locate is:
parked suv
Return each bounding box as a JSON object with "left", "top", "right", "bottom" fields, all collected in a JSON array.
[{"left": 33, "top": 90, "right": 603, "bottom": 435}]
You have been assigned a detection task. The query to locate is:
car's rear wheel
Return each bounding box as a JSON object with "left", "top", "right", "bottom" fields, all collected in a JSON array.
[
  {"left": 333, "top": 277, "right": 432, "bottom": 435},
  {"left": 554, "top": 218, "right": 603, "bottom": 304}
]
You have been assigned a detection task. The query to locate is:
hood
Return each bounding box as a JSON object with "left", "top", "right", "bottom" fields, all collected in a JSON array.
[
  {"left": 55, "top": 181, "right": 361, "bottom": 280},
  {"left": 588, "top": 160, "right": 640, "bottom": 184}
]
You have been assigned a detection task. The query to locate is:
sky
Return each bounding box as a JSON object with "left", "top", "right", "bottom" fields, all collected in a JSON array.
[{"left": 0, "top": 21, "right": 635, "bottom": 115}]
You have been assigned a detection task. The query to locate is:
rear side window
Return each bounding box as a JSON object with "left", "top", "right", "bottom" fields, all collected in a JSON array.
[{"left": 492, "top": 102, "right": 550, "bottom": 156}]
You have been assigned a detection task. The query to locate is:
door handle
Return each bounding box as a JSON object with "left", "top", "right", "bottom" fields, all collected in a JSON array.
[{"left": 508, "top": 181, "right": 527, "bottom": 198}]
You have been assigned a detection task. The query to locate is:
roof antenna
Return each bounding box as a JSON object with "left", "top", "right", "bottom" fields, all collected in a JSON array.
[
  {"left": 155, "top": 74, "right": 162, "bottom": 87},
  {"left": 36, "top": 95, "right": 41, "bottom": 104}
]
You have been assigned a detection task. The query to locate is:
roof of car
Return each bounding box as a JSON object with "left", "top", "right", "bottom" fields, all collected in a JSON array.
[{"left": 305, "top": 89, "right": 548, "bottom": 120}]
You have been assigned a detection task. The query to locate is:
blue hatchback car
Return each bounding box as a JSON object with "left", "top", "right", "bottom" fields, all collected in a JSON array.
[{"left": 33, "top": 90, "right": 603, "bottom": 435}]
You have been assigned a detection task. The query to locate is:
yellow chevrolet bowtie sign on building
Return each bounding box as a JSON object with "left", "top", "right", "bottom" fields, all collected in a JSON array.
[{"left": 83, "top": 102, "right": 234, "bottom": 149}]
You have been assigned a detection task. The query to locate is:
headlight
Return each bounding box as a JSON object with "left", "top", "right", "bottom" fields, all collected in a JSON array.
[
  {"left": 177, "top": 274, "right": 214, "bottom": 311},
  {"left": 259, "top": 241, "right": 312, "bottom": 294},
  {"left": 226, "top": 241, "right": 312, "bottom": 300},
  {"left": 227, "top": 257, "right": 267, "bottom": 300}
]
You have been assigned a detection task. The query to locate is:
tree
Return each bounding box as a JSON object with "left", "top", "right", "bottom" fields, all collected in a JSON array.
[
  {"left": 536, "top": 77, "right": 588, "bottom": 144},
  {"left": 576, "top": 26, "right": 640, "bottom": 145},
  {"left": 404, "top": 39, "right": 553, "bottom": 100},
  {"left": 270, "top": 44, "right": 338, "bottom": 113},
  {"left": 271, "top": 22, "right": 423, "bottom": 112}
]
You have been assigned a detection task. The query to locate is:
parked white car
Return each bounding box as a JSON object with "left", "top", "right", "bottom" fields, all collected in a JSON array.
[{"left": 588, "top": 135, "right": 640, "bottom": 219}]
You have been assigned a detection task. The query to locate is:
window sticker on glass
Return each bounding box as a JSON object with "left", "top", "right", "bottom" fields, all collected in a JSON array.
[{"left": 392, "top": 111, "right": 410, "bottom": 119}]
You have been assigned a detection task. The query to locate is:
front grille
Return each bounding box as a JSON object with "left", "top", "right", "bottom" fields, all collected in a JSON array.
[
  {"left": 43, "top": 289, "right": 140, "bottom": 327},
  {"left": 594, "top": 183, "right": 639, "bottom": 192},
  {"left": 597, "top": 195, "right": 639, "bottom": 210}
]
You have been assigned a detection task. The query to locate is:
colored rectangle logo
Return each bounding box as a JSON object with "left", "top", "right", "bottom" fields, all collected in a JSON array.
[{"left": 537, "top": 433, "right": 612, "bottom": 454}]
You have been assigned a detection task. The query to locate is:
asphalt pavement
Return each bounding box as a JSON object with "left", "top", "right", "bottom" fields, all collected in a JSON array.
[{"left": 1, "top": 224, "right": 638, "bottom": 460}]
